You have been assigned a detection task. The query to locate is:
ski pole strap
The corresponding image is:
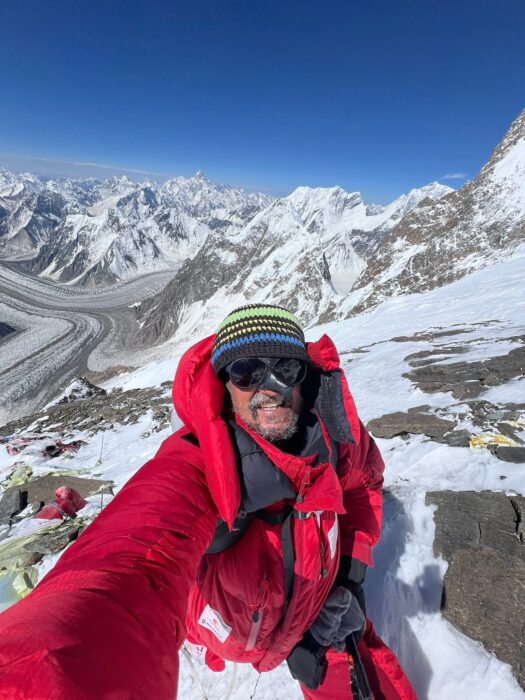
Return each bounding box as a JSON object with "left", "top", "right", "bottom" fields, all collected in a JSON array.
[{"left": 346, "top": 633, "right": 372, "bottom": 700}]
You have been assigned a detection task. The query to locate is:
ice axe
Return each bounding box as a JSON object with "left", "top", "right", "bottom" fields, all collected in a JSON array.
[{"left": 346, "top": 632, "right": 372, "bottom": 700}]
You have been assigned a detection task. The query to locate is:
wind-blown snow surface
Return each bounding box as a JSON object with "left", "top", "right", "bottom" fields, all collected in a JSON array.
[{"left": 1, "top": 251, "right": 524, "bottom": 698}]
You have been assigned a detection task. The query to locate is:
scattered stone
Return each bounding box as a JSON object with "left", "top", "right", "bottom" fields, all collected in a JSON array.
[
  {"left": 426, "top": 490, "right": 525, "bottom": 688},
  {"left": 0, "top": 490, "right": 27, "bottom": 527},
  {"left": 497, "top": 422, "right": 525, "bottom": 444},
  {"left": 488, "top": 446, "right": 525, "bottom": 464},
  {"left": 367, "top": 412, "right": 456, "bottom": 439},
  {"left": 434, "top": 429, "right": 471, "bottom": 447}
]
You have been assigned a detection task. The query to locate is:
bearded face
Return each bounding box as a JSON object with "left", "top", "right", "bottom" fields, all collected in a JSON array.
[{"left": 226, "top": 382, "right": 302, "bottom": 442}]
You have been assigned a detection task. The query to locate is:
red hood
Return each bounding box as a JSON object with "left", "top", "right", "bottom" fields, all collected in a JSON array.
[{"left": 173, "top": 333, "right": 360, "bottom": 528}]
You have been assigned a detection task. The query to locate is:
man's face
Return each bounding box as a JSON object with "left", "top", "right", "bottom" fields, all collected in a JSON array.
[{"left": 226, "top": 379, "right": 303, "bottom": 442}]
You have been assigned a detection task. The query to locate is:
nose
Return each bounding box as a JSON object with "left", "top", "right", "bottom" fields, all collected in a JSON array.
[{"left": 258, "top": 369, "right": 293, "bottom": 399}]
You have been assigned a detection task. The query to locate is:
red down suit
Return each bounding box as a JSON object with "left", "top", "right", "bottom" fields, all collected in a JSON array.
[{"left": 0, "top": 334, "right": 416, "bottom": 699}]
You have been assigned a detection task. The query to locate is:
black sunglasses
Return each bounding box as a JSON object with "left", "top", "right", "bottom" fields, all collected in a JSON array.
[{"left": 226, "top": 357, "right": 308, "bottom": 389}]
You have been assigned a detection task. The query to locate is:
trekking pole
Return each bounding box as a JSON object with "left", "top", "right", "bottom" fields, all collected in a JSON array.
[{"left": 346, "top": 633, "right": 373, "bottom": 700}]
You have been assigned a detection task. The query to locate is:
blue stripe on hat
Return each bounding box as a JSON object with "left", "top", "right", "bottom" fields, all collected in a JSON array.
[{"left": 211, "top": 333, "right": 304, "bottom": 364}]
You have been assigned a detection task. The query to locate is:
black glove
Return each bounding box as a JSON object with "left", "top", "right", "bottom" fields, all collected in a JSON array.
[
  {"left": 309, "top": 586, "right": 365, "bottom": 651},
  {"left": 286, "top": 630, "right": 328, "bottom": 690},
  {"left": 336, "top": 556, "right": 367, "bottom": 616}
]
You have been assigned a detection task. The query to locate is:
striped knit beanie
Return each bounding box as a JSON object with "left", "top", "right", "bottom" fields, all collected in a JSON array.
[{"left": 211, "top": 304, "right": 308, "bottom": 375}]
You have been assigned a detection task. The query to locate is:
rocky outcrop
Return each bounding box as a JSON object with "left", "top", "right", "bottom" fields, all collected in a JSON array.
[
  {"left": 0, "top": 383, "right": 172, "bottom": 437},
  {"left": 52, "top": 377, "right": 107, "bottom": 405},
  {"left": 366, "top": 411, "right": 456, "bottom": 439},
  {"left": 426, "top": 490, "right": 525, "bottom": 688},
  {"left": 404, "top": 344, "right": 525, "bottom": 400}
]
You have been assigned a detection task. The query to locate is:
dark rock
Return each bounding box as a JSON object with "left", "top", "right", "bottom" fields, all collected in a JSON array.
[
  {"left": 405, "top": 346, "right": 469, "bottom": 367},
  {"left": 489, "top": 446, "right": 525, "bottom": 464},
  {"left": 367, "top": 412, "right": 456, "bottom": 439},
  {"left": 434, "top": 429, "right": 471, "bottom": 447},
  {"left": 450, "top": 382, "right": 484, "bottom": 400},
  {"left": 23, "top": 523, "right": 82, "bottom": 555},
  {"left": 4, "top": 475, "right": 113, "bottom": 507},
  {"left": 0, "top": 490, "right": 28, "bottom": 526},
  {"left": 390, "top": 329, "right": 468, "bottom": 343},
  {"left": 497, "top": 423, "right": 525, "bottom": 444},
  {"left": 405, "top": 345, "right": 525, "bottom": 399},
  {"left": 426, "top": 490, "right": 525, "bottom": 688}
]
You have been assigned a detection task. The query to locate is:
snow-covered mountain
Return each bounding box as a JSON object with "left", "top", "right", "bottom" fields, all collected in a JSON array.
[
  {"left": 134, "top": 181, "right": 452, "bottom": 344},
  {"left": 2, "top": 108, "right": 524, "bottom": 342},
  {"left": 0, "top": 169, "right": 93, "bottom": 254},
  {"left": 135, "top": 109, "right": 525, "bottom": 346},
  {"left": 0, "top": 166, "right": 451, "bottom": 292},
  {"left": 347, "top": 108, "right": 525, "bottom": 316},
  {"left": 23, "top": 173, "right": 273, "bottom": 286}
]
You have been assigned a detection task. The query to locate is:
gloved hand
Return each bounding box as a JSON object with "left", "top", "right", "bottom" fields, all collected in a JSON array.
[
  {"left": 309, "top": 586, "right": 365, "bottom": 651},
  {"left": 286, "top": 630, "right": 328, "bottom": 690},
  {"left": 336, "top": 556, "right": 367, "bottom": 616}
]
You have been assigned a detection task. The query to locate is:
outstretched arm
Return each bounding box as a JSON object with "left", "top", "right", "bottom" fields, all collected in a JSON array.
[{"left": 0, "top": 438, "right": 216, "bottom": 700}]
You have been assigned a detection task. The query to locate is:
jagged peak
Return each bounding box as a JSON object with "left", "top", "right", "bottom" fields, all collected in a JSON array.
[{"left": 481, "top": 107, "right": 525, "bottom": 177}]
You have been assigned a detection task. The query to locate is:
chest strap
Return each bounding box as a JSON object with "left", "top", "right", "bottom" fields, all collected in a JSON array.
[{"left": 255, "top": 507, "right": 318, "bottom": 613}]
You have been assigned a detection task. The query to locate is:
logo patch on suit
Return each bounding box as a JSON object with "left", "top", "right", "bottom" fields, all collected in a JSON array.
[{"left": 198, "top": 604, "right": 232, "bottom": 643}]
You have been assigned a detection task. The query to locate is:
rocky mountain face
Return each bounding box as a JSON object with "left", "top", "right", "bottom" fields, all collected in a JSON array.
[{"left": 348, "top": 108, "right": 525, "bottom": 316}]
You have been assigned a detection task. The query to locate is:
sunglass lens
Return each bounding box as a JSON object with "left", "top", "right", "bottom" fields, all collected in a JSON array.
[
  {"left": 274, "top": 358, "right": 307, "bottom": 385},
  {"left": 228, "top": 358, "right": 266, "bottom": 388}
]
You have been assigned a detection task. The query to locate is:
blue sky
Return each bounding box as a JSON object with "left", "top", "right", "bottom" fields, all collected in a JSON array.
[{"left": 1, "top": 0, "right": 524, "bottom": 202}]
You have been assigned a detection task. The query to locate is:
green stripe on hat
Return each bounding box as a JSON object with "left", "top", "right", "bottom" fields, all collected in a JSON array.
[{"left": 217, "top": 305, "right": 301, "bottom": 331}]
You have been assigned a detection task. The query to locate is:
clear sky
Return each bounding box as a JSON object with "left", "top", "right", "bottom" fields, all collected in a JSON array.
[{"left": 1, "top": 0, "right": 524, "bottom": 202}]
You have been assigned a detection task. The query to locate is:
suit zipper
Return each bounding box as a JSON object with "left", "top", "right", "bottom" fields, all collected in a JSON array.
[
  {"left": 314, "top": 514, "right": 328, "bottom": 578},
  {"left": 245, "top": 609, "right": 264, "bottom": 651},
  {"left": 244, "top": 579, "right": 269, "bottom": 652}
]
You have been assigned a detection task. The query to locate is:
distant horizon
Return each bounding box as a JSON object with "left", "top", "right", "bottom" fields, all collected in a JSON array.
[
  {"left": 2, "top": 2, "right": 524, "bottom": 203},
  {"left": 0, "top": 153, "right": 460, "bottom": 204}
]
